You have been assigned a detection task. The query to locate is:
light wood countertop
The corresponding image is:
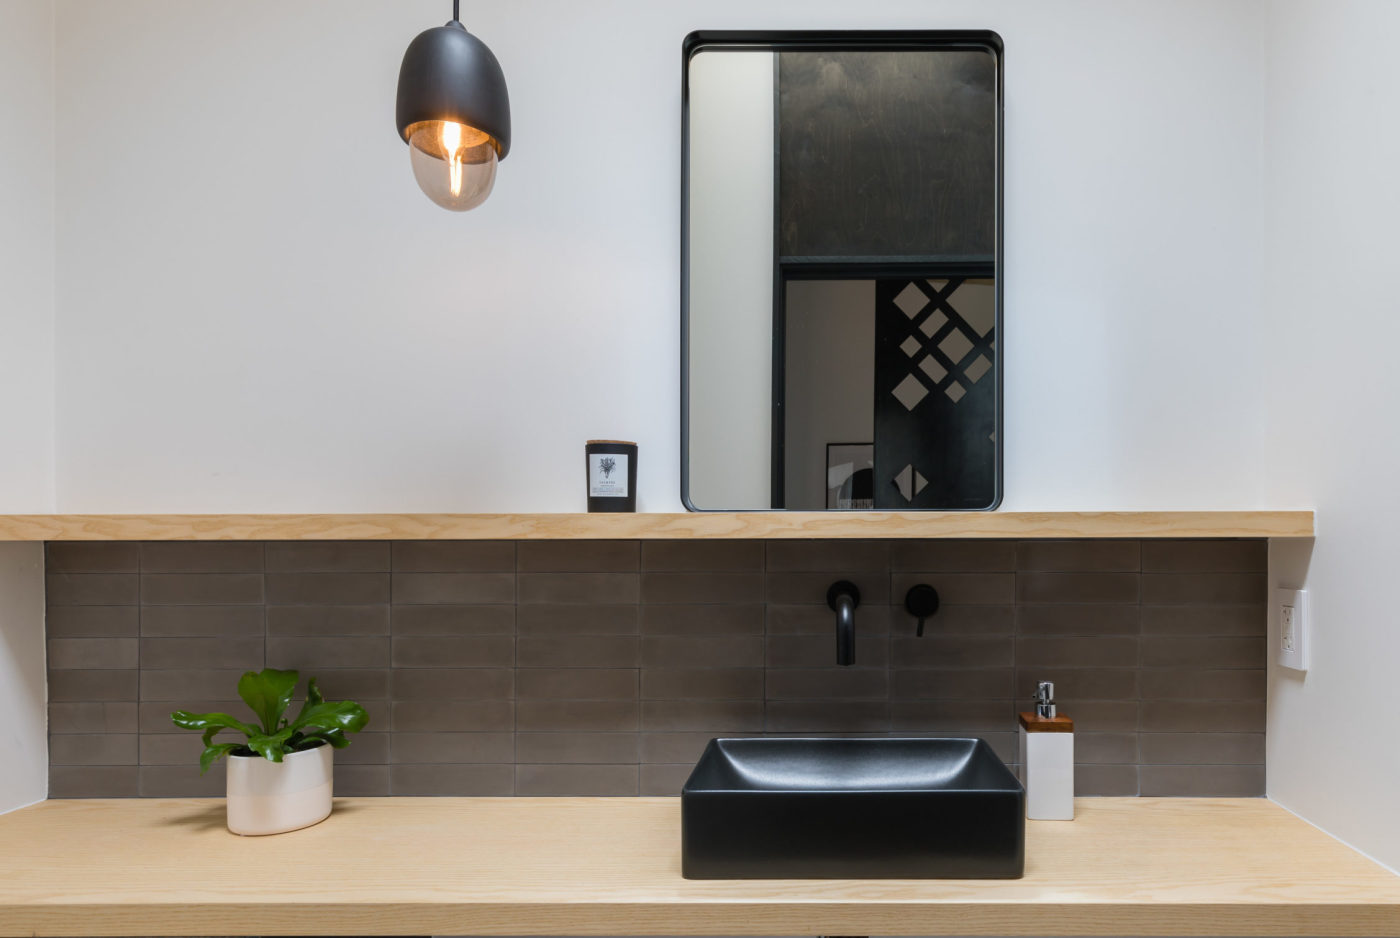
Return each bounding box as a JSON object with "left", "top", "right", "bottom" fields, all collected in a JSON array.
[
  {"left": 0, "top": 510, "right": 1314, "bottom": 541},
  {"left": 0, "top": 797, "right": 1394, "bottom": 937}
]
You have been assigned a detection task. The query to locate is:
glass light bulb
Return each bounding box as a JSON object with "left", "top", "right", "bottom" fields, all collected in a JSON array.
[{"left": 406, "top": 119, "right": 499, "bottom": 211}]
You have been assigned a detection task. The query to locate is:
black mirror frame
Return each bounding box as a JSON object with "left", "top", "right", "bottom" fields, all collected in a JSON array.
[{"left": 680, "top": 30, "right": 1004, "bottom": 513}]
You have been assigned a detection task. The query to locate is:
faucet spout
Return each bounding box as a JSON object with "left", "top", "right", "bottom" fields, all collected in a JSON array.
[{"left": 826, "top": 580, "right": 861, "bottom": 667}]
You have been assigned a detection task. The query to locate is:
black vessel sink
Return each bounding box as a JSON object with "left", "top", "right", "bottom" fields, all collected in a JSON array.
[{"left": 681, "top": 737, "right": 1024, "bottom": 879}]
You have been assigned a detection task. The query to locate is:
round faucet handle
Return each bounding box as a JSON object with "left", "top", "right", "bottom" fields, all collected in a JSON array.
[{"left": 904, "top": 584, "right": 940, "bottom": 636}]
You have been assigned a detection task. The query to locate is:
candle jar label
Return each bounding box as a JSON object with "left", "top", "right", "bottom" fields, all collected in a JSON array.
[{"left": 589, "top": 453, "right": 629, "bottom": 497}]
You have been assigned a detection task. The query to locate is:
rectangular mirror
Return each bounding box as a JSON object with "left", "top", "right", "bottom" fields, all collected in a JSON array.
[{"left": 682, "top": 31, "right": 1003, "bottom": 511}]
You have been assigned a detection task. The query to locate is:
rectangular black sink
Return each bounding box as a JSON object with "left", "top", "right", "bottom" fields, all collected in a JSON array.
[{"left": 681, "top": 737, "right": 1024, "bottom": 879}]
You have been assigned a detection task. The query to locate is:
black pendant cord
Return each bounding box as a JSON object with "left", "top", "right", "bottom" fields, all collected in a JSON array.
[{"left": 452, "top": 0, "right": 460, "bottom": 22}]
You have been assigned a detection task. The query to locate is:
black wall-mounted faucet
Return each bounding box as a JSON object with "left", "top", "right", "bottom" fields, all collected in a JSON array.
[{"left": 826, "top": 580, "right": 861, "bottom": 666}]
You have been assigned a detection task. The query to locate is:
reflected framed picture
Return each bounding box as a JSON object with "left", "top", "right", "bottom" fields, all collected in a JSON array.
[{"left": 826, "top": 443, "right": 875, "bottom": 509}]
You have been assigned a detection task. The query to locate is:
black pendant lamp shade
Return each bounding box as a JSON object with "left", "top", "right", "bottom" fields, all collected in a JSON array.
[{"left": 396, "top": 4, "right": 511, "bottom": 211}]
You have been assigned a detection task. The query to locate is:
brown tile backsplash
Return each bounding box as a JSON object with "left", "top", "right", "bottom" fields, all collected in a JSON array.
[{"left": 46, "top": 538, "right": 1267, "bottom": 798}]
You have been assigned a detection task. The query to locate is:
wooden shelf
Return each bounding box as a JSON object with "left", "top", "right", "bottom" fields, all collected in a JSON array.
[
  {"left": 0, "top": 510, "right": 1313, "bottom": 541},
  {"left": 0, "top": 797, "right": 1393, "bottom": 937}
]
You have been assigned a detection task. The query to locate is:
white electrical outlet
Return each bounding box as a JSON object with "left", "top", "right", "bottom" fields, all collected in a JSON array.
[{"left": 1276, "top": 587, "right": 1309, "bottom": 672}]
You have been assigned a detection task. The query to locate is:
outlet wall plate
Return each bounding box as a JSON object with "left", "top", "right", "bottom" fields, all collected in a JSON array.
[{"left": 1276, "top": 587, "right": 1309, "bottom": 672}]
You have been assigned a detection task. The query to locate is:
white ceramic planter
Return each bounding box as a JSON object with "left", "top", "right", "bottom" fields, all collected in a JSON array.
[{"left": 225, "top": 745, "right": 333, "bottom": 836}]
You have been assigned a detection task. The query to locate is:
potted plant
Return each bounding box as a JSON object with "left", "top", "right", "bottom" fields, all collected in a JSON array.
[{"left": 171, "top": 668, "right": 369, "bottom": 836}]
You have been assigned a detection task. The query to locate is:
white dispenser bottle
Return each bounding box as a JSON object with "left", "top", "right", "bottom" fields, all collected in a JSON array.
[{"left": 1018, "top": 681, "right": 1074, "bottom": 820}]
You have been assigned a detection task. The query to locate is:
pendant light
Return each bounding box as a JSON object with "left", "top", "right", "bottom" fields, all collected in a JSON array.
[{"left": 395, "top": 0, "right": 511, "bottom": 211}]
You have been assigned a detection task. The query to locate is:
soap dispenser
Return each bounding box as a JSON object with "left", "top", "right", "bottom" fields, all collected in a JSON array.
[{"left": 1018, "top": 681, "right": 1074, "bottom": 820}]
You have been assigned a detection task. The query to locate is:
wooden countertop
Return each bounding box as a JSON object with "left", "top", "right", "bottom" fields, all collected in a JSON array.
[
  {"left": 0, "top": 510, "right": 1315, "bottom": 541},
  {"left": 0, "top": 797, "right": 1394, "bottom": 937}
]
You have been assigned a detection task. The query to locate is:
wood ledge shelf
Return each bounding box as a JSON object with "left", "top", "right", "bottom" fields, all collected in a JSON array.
[
  {"left": 0, "top": 797, "right": 1394, "bottom": 937},
  {"left": 0, "top": 510, "right": 1314, "bottom": 541}
]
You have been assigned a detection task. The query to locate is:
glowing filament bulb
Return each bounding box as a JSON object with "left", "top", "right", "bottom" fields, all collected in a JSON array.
[{"left": 442, "top": 121, "right": 464, "bottom": 197}]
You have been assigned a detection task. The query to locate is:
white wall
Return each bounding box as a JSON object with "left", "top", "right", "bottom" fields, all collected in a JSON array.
[
  {"left": 686, "top": 49, "right": 774, "bottom": 511},
  {"left": 0, "top": 0, "right": 55, "bottom": 513},
  {"left": 1262, "top": 0, "right": 1400, "bottom": 871},
  {"left": 47, "top": 0, "right": 1270, "bottom": 513}
]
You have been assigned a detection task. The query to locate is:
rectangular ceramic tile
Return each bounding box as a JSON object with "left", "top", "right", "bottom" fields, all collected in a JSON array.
[
  {"left": 1138, "top": 763, "right": 1265, "bottom": 796},
  {"left": 335, "top": 765, "right": 392, "bottom": 796},
  {"left": 515, "top": 699, "right": 639, "bottom": 733},
  {"left": 1016, "top": 540, "right": 1140, "bottom": 573},
  {"left": 640, "top": 763, "right": 694, "bottom": 796},
  {"left": 139, "top": 637, "right": 264, "bottom": 671},
  {"left": 138, "top": 764, "right": 226, "bottom": 797},
  {"left": 640, "top": 540, "right": 765, "bottom": 572},
  {"left": 640, "top": 635, "right": 764, "bottom": 669},
  {"left": 264, "top": 541, "right": 390, "bottom": 573},
  {"left": 47, "top": 669, "right": 138, "bottom": 702},
  {"left": 641, "top": 731, "right": 733, "bottom": 764},
  {"left": 641, "top": 699, "right": 765, "bottom": 733},
  {"left": 517, "top": 541, "right": 639, "bottom": 573},
  {"left": 1140, "top": 573, "right": 1268, "bottom": 605},
  {"left": 515, "top": 668, "right": 636, "bottom": 700},
  {"left": 889, "top": 635, "right": 1013, "bottom": 669},
  {"left": 45, "top": 542, "right": 139, "bottom": 574},
  {"left": 265, "top": 572, "right": 390, "bottom": 605},
  {"left": 517, "top": 573, "right": 637, "bottom": 604},
  {"left": 49, "top": 702, "right": 138, "bottom": 734},
  {"left": 765, "top": 540, "right": 890, "bottom": 572},
  {"left": 391, "top": 572, "right": 514, "bottom": 605},
  {"left": 392, "top": 668, "right": 515, "bottom": 700},
  {"left": 390, "top": 604, "right": 514, "bottom": 635},
  {"left": 49, "top": 765, "right": 139, "bottom": 798},
  {"left": 639, "top": 604, "right": 765, "bottom": 635},
  {"left": 304, "top": 669, "right": 391, "bottom": 700},
  {"left": 391, "top": 700, "right": 515, "bottom": 733},
  {"left": 49, "top": 734, "right": 138, "bottom": 766},
  {"left": 390, "top": 763, "right": 514, "bottom": 796},
  {"left": 891, "top": 668, "right": 1015, "bottom": 700},
  {"left": 890, "top": 699, "right": 1014, "bottom": 732},
  {"left": 141, "top": 573, "right": 264, "bottom": 605},
  {"left": 889, "top": 539, "right": 1017, "bottom": 572},
  {"left": 1015, "top": 636, "right": 1139, "bottom": 669},
  {"left": 516, "top": 604, "right": 639, "bottom": 635},
  {"left": 1138, "top": 732, "right": 1266, "bottom": 765},
  {"left": 1016, "top": 604, "right": 1139, "bottom": 636},
  {"left": 764, "top": 571, "right": 893, "bottom": 605},
  {"left": 641, "top": 572, "right": 765, "bottom": 604},
  {"left": 902, "top": 604, "right": 1014, "bottom": 636},
  {"left": 48, "top": 638, "right": 139, "bottom": 670},
  {"left": 1140, "top": 539, "right": 1266, "bottom": 573},
  {"left": 639, "top": 669, "right": 763, "bottom": 700},
  {"left": 138, "top": 733, "right": 204, "bottom": 766},
  {"left": 515, "top": 733, "right": 638, "bottom": 764},
  {"left": 335, "top": 733, "right": 392, "bottom": 765},
  {"left": 139, "top": 542, "right": 264, "bottom": 574},
  {"left": 1075, "top": 764, "right": 1138, "bottom": 796},
  {"left": 391, "top": 541, "right": 515, "bottom": 573},
  {"left": 1075, "top": 733, "right": 1139, "bottom": 764},
  {"left": 390, "top": 732, "right": 515, "bottom": 764},
  {"left": 1013, "top": 669, "right": 1139, "bottom": 701},
  {"left": 264, "top": 604, "right": 388, "bottom": 637},
  {"left": 890, "top": 573, "right": 1015, "bottom": 605},
  {"left": 768, "top": 633, "right": 890, "bottom": 669},
  {"left": 1053, "top": 700, "right": 1140, "bottom": 733},
  {"left": 764, "top": 669, "right": 889, "bottom": 700},
  {"left": 142, "top": 605, "right": 266, "bottom": 637},
  {"left": 266, "top": 636, "right": 390, "bottom": 670},
  {"left": 45, "top": 605, "right": 140, "bottom": 638},
  {"left": 1140, "top": 636, "right": 1265, "bottom": 669},
  {"left": 391, "top": 635, "right": 514, "bottom": 669},
  {"left": 516, "top": 634, "right": 638, "bottom": 669},
  {"left": 768, "top": 700, "right": 892, "bottom": 733},
  {"left": 1139, "top": 699, "right": 1265, "bottom": 733},
  {"left": 515, "top": 764, "right": 639, "bottom": 796},
  {"left": 46, "top": 574, "right": 140, "bottom": 606},
  {"left": 1141, "top": 604, "right": 1266, "bottom": 635},
  {"left": 1139, "top": 669, "right": 1265, "bottom": 700},
  {"left": 1015, "top": 572, "right": 1140, "bottom": 604},
  {"left": 765, "top": 603, "right": 894, "bottom": 635}
]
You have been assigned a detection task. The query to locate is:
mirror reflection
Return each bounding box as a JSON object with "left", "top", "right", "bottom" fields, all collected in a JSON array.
[{"left": 683, "top": 35, "right": 1002, "bottom": 511}]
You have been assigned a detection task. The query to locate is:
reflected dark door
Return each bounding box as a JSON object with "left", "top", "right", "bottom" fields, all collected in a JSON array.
[{"left": 873, "top": 276, "right": 996, "bottom": 509}]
